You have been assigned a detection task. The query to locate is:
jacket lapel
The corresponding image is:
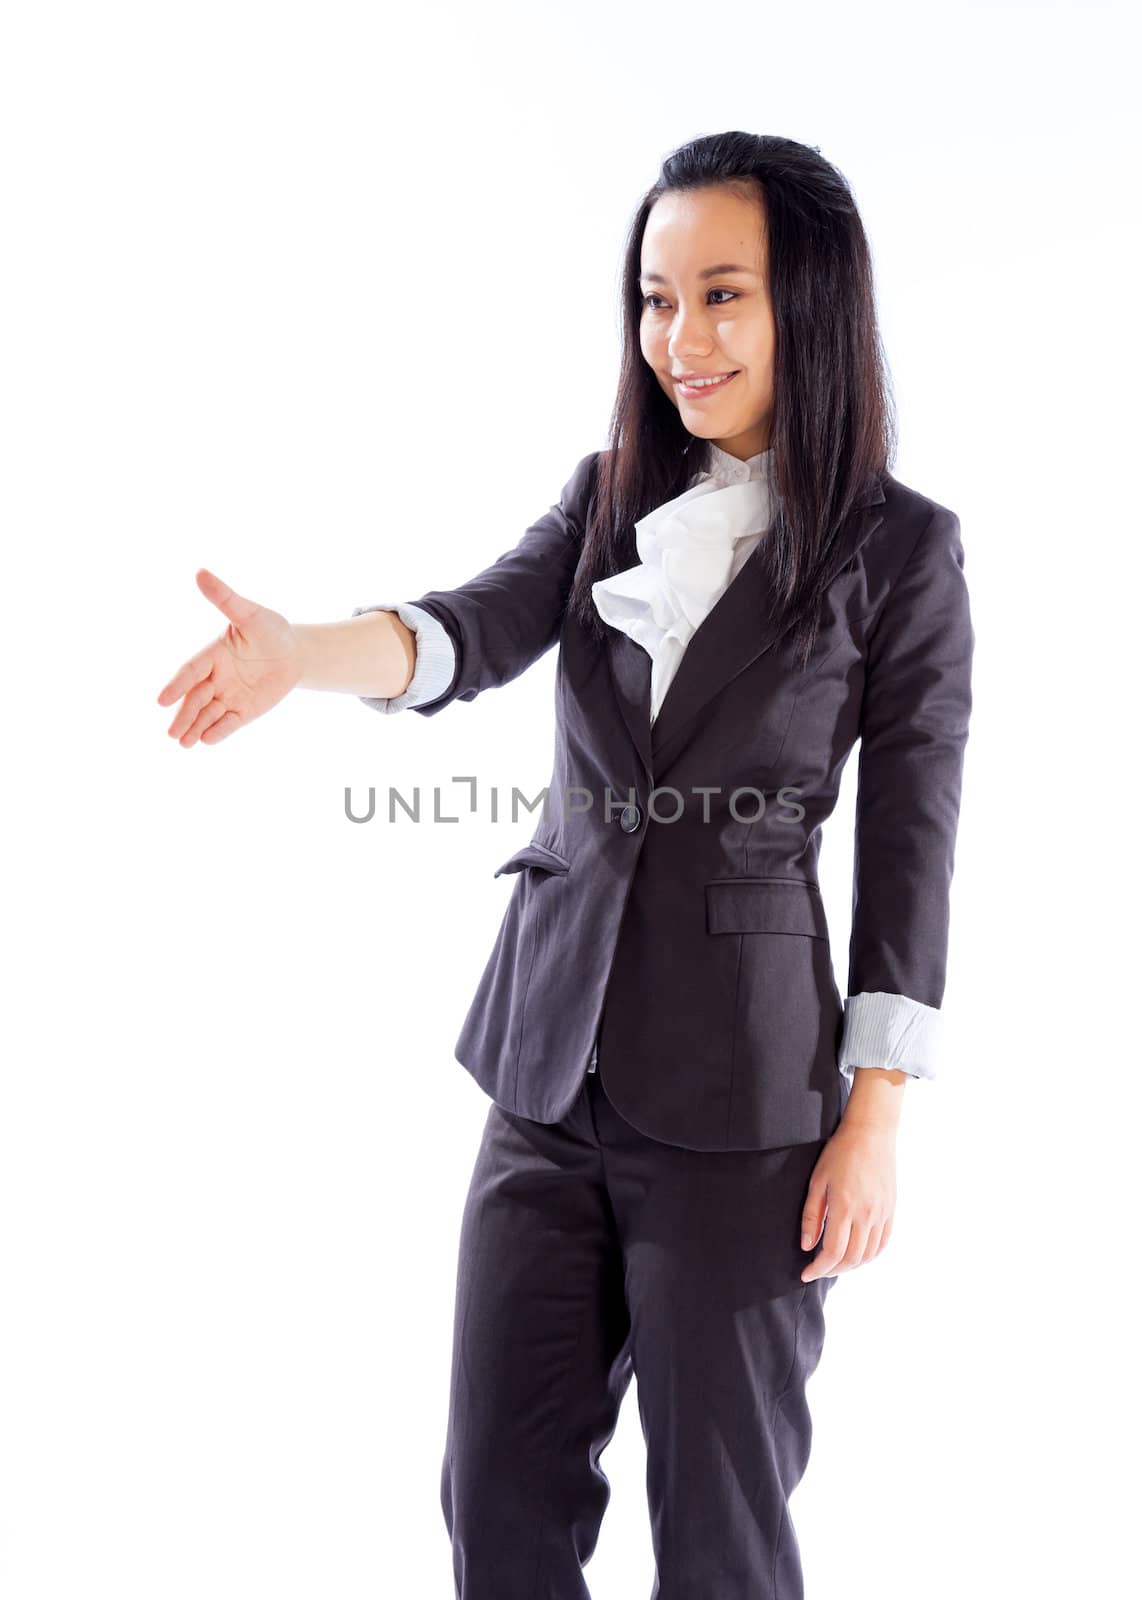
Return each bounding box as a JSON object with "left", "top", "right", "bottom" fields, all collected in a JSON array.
[{"left": 603, "top": 480, "right": 887, "bottom": 781}]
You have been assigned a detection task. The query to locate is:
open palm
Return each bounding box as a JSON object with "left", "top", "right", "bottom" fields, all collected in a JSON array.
[{"left": 157, "top": 567, "right": 301, "bottom": 747}]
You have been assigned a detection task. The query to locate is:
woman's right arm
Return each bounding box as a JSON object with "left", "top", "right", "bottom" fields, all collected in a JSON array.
[{"left": 158, "top": 450, "right": 598, "bottom": 746}]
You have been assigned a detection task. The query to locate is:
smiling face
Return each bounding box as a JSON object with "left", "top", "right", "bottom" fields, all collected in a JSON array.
[{"left": 639, "top": 183, "right": 776, "bottom": 461}]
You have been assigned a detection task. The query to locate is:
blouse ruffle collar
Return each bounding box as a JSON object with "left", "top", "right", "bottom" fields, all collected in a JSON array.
[{"left": 591, "top": 442, "right": 778, "bottom": 723}]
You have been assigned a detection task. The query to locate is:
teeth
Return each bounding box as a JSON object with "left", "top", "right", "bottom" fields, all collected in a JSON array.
[{"left": 682, "top": 373, "right": 733, "bottom": 388}]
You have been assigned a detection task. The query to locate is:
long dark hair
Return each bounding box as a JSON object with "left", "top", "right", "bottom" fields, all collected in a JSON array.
[{"left": 568, "top": 131, "right": 897, "bottom": 669}]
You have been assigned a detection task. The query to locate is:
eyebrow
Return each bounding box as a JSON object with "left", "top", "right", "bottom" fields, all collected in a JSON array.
[{"left": 639, "top": 263, "right": 760, "bottom": 284}]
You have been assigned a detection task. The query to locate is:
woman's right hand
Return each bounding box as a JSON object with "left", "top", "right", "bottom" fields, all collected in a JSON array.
[{"left": 157, "top": 567, "right": 301, "bottom": 747}]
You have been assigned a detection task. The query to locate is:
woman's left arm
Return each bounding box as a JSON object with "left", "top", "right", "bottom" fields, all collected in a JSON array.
[{"left": 802, "top": 505, "right": 975, "bottom": 1280}]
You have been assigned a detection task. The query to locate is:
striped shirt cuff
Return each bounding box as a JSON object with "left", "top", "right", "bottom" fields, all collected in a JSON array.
[
  {"left": 838, "top": 991, "right": 944, "bottom": 1081},
  {"left": 350, "top": 602, "right": 457, "bottom": 713}
]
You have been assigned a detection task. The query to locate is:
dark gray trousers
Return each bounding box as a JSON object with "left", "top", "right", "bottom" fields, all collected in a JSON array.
[{"left": 440, "top": 1063, "right": 838, "bottom": 1599}]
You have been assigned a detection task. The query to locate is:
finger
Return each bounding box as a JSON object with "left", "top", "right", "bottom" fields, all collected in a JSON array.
[
  {"left": 195, "top": 699, "right": 239, "bottom": 743},
  {"left": 800, "top": 1211, "right": 823, "bottom": 1251},
  {"left": 840, "top": 1219, "right": 873, "bottom": 1270},
  {"left": 196, "top": 567, "right": 261, "bottom": 628},
  {"left": 857, "top": 1222, "right": 882, "bottom": 1260},
  {"left": 166, "top": 676, "right": 219, "bottom": 743},
  {"left": 801, "top": 1181, "right": 827, "bottom": 1250},
  {"left": 796, "top": 1203, "right": 825, "bottom": 1248},
  {"left": 179, "top": 696, "right": 231, "bottom": 748},
  {"left": 803, "top": 1212, "right": 851, "bottom": 1282},
  {"left": 157, "top": 642, "right": 221, "bottom": 710},
  {"left": 199, "top": 708, "right": 243, "bottom": 744}
]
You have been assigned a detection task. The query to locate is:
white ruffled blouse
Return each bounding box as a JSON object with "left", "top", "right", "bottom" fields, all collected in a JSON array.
[
  {"left": 352, "top": 442, "right": 944, "bottom": 1082},
  {"left": 590, "top": 442, "right": 777, "bottom": 723}
]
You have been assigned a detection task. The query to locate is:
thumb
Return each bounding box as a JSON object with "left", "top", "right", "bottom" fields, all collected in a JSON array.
[{"left": 196, "top": 567, "right": 261, "bottom": 628}]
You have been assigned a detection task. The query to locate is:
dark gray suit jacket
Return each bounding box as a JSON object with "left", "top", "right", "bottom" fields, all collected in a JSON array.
[{"left": 404, "top": 450, "right": 974, "bottom": 1152}]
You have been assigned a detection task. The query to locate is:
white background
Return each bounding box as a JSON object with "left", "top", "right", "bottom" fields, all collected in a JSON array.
[{"left": 3, "top": 0, "right": 1139, "bottom": 1594}]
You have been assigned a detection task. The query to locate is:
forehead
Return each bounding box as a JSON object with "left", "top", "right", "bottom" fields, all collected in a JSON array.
[{"left": 640, "top": 186, "right": 766, "bottom": 281}]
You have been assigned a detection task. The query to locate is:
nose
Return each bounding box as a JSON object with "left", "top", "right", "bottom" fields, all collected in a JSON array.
[{"left": 666, "top": 302, "right": 717, "bottom": 361}]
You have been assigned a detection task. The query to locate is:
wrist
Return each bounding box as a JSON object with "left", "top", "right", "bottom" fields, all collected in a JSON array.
[
  {"left": 292, "top": 622, "right": 316, "bottom": 686},
  {"left": 842, "top": 1066, "right": 907, "bottom": 1133}
]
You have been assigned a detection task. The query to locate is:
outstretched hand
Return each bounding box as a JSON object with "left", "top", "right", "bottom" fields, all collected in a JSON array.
[{"left": 156, "top": 567, "right": 301, "bottom": 746}]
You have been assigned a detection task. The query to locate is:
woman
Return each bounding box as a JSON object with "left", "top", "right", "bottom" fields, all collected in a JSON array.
[{"left": 158, "top": 132, "right": 974, "bottom": 1598}]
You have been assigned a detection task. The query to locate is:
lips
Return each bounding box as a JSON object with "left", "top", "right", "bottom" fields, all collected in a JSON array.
[{"left": 674, "top": 370, "right": 740, "bottom": 398}]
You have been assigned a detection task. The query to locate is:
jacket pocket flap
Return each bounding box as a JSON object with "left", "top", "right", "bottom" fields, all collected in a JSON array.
[
  {"left": 493, "top": 841, "right": 571, "bottom": 877},
  {"left": 706, "top": 878, "right": 827, "bottom": 937}
]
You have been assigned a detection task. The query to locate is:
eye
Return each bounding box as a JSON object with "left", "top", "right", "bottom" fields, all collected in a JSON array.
[{"left": 641, "top": 289, "right": 739, "bottom": 310}]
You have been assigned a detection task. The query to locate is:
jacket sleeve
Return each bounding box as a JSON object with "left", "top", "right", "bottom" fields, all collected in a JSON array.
[
  {"left": 844, "top": 505, "right": 975, "bottom": 1059},
  {"left": 354, "top": 450, "right": 599, "bottom": 719}
]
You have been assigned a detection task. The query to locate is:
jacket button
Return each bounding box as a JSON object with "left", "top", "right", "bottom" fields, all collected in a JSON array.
[{"left": 619, "top": 804, "right": 642, "bottom": 833}]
